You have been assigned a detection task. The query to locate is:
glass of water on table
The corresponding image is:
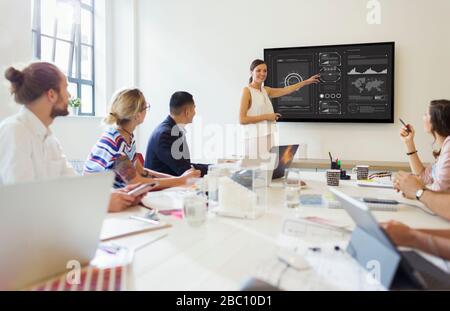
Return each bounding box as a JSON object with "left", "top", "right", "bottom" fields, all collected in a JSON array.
[
  {"left": 183, "top": 192, "right": 207, "bottom": 227},
  {"left": 284, "top": 168, "right": 302, "bottom": 209}
]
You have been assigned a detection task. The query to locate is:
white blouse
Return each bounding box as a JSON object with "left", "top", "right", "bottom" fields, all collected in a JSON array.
[{"left": 243, "top": 86, "right": 277, "bottom": 139}]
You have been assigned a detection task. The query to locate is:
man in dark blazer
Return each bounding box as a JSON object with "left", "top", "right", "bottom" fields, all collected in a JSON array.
[{"left": 144, "top": 91, "right": 209, "bottom": 177}]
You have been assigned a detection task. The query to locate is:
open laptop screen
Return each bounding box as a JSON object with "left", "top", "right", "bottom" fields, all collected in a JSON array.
[
  {"left": 329, "top": 187, "right": 397, "bottom": 250},
  {"left": 270, "top": 145, "right": 299, "bottom": 179}
]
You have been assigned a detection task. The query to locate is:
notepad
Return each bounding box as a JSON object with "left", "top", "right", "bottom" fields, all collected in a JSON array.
[
  {"left": 299, "top": 194, "right": 323, "bottom": 206},
  {"left": 100, "top": 218, "right": 171, "bottom": 241},
  {"left": 356, "top": 179, "right": 394, "bottom": 189}
]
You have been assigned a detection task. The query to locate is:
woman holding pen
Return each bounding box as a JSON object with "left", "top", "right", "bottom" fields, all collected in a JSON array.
[{"left": 400, "top": 100, "right": 450, "bottom": 192}]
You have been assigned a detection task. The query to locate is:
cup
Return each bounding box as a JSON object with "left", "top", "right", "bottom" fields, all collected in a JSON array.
[
  {"left": 186, "top": 177, "right": 204, "bottom": 189},
  {"left": 352, "top": 165, "right": 369, "bottom": 180},
  {"left": 326, "top": 169, "right": 341, "bottom": 186},
  {"left": 183, "top": 193, "right": 207, "bottom": 227},
  {"left": 284, "top": 168, "right": 302, "bottom": 209},
  {"left": 206, "top": 165, "right": 220, "bottom": 210}
]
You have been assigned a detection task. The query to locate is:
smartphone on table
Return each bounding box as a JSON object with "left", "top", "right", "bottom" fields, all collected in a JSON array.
[{"left": 113, "top": 155, "right": 136, "bottom": 183}]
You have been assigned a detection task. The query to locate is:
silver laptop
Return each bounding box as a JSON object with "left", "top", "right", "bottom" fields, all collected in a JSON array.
[{"left": 0, "top": 172, "right": 113, "bottom": 290}]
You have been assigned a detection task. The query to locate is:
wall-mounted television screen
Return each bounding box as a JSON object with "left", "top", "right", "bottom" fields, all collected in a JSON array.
[{"left": 264, "top": 42, "right": 395, "bottom": 123}]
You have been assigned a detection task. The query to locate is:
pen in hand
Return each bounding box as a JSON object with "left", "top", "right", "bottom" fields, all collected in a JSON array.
[{"left": 399, "top": 118, "right": 411, "bottom": 133}]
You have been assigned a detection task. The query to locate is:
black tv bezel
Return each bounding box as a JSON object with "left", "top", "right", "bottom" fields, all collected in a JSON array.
[{"left": 263, "top": 41, "right": 395, "bottom": 124}]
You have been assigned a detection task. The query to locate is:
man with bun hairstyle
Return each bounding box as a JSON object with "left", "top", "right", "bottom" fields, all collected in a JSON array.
[{"left": 0, "top": 62, "right": 144, "bottom": 212}]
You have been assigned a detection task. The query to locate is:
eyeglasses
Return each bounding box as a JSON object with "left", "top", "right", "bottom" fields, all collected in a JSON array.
[{"left": 141, "top": 103, "right": 151, "bottom": 112}]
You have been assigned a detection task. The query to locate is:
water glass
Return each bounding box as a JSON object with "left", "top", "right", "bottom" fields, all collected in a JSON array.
[
  {"left": 284, "top": 168, "right": 302, "bottom": 209},
  {"left": 183, "top": 193, "right": 207, "bottom": 227},
  {"left": 206, "top": 165, "right": 220, "bottom": 210}
]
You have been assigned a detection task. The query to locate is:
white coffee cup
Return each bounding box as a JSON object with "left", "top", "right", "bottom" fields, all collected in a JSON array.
[
  {"left": 352, "top": 165, "right": 369, "bottom": 180},
  {"left": 326, "top": 169, "right": 341, "bottom": 186}
]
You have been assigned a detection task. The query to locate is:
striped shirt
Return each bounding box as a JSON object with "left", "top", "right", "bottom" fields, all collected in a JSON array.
[{"left": 84, "top": 128, "right": 137, "bottom": 189}]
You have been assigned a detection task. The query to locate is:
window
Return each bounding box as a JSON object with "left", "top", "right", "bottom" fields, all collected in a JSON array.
[{"left": 32, "top": 0, "right": 95, "bottom": 116}]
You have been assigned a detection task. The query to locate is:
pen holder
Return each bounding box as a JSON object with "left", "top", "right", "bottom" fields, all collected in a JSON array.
[{"left": 340, "top": 170, "right": 351, "bottom": 180}]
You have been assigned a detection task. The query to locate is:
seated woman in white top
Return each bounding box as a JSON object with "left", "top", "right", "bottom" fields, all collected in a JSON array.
[
  {"left": 399, "top": 99, "right": 450, "bottom": 192},
  {"left": 239, "top": 59, "right": 320, "bottom": 159}
]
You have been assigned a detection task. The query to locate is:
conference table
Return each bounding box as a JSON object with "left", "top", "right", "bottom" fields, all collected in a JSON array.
[{"left": 108, "top": 171, "right": 450, "bottom": 291}]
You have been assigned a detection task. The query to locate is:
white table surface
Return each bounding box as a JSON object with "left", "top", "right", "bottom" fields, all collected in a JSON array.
[{"left": 106, "top": 172, "right": 450, "bottom": 291}]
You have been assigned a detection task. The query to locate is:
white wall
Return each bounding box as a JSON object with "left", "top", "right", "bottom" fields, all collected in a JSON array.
[
  {"left": 0, "top": 0, "right": 137, "bottom": 161},
  {"left": 0, "top": 0, "right": 31, "bottom": 119},
  {"left": 136, "top": 0, "right": 450, "bottom": 163},
  {"left": 3, "top": 0, "right": 449, "bottom": 163}
]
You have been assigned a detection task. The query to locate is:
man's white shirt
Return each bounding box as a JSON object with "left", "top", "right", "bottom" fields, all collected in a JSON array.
[{"left": 0, "top": 106, "right": 76, "bottom": 185}]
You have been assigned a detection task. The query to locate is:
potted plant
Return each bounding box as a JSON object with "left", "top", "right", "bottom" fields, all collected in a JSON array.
[{"left": 69, "top": 98, "right": 81, "bottom": 116}]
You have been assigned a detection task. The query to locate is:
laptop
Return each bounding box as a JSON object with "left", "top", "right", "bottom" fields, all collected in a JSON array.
[
  {"left": 329, "top": 187, "right": 450, "bottom": 290},
  {"left": 271, "top": 145, "right": 300, "bottom": 179},
  {"left": 240, "top": 144, "right": 300, "bottom": 181},
  {"left": 0, "top": 172, "right": 114, "bottom": 290}
]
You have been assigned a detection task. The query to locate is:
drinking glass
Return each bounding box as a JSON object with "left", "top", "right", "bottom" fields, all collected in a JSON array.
[
  {"left": 183, "top": 193, "right": 207, "bottom": 227},
  {"left": 284, "top": 168, "right": 302, "bottom": 209}
]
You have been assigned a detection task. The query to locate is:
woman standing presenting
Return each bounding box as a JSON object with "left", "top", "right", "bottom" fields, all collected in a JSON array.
[{"left": 239, "top": 59, "right": 320, "bottom": 158}]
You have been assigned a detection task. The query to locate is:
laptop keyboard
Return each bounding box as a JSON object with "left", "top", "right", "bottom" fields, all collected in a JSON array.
[{"left": 365, "top": 203, "right": 398, "bottom": 212}]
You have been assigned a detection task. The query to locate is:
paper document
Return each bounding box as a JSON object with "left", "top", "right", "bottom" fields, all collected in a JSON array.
[
  {"left": 141, "top": 189, "right": 189, "bottom": 211},
  {"left": 100, "top": 218, "right": 171, "bottom": 241},
  {"left": 357, "top": 178, "right": 394, "bottom": 189}
]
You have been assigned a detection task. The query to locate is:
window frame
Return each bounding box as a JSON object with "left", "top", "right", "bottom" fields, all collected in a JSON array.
[{"left": 32, "top": 0, "right": 96, "bottom": 116}]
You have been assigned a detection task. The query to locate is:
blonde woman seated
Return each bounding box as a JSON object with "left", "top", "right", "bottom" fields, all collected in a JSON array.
[{"left": 84, "top": 88, "right": 200, "bottom": 189}]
